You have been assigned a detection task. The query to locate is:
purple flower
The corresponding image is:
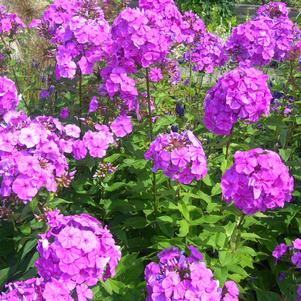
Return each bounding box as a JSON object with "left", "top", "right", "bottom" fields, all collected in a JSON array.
[
  {"left": 149, "top": 67, "right": 163, "bottom": 82},
  {"left": 145, "top": 131, "right": 207, "bottom": 184},
  {"left": 221, "top": 148, "right": 294, "bottom": 214},
  {"left": 291, "top": 252, "right": 301, "bottom": 268},
  {"left": 60, "top": 107, "right": 69, "bottom": 119},
  {"left": 36, "top": 210, "right": 121, "bottom": 291},
  {"left": 88, "top": 96, "right": 99, "bottom": 113},
  {"left": 293, "top": 239, "right": 301, "bottom": 250},
  {"left": 110, "top": 114, "right": 132, "bottom": 138},
  {"left": 64, "top": 124, "right": 81, "bottom": 138},
  {"left": 272, "top": 243, "right": 287, "bottom": 260},
  {"left": 0, "top": 77, "right": 19, "bottom": 116},
  {"left": 204, "top": 67, "right": 272, "bottom": 136},
  {"left": 145, "top": 246, "right": 239, "bottom": 301}
]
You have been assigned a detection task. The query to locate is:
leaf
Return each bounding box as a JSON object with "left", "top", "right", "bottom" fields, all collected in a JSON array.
[{"left": 177, "top": 220, "right": 189, "bottom": 237}]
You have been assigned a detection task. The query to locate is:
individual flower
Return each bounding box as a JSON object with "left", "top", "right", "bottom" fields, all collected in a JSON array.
[
  {"left": 60, "top": 107, "right": 69, "bottom": 119},
  {"left": 226, "top": 17, "right": 275, "bottom": 66},
  {"left": 203, "top": 67, "right": 272, "bottom": 135},
  {"left": 0, "top": 76, "right": 19, "bottom": 116},
  {"left": 110, "top": 114, "right": 132, "bottom": 138},
  {"left": 221, "top": 148, "right": 294, "bottom": 215},
  {"left": 148, "top": 67, "right": 163, "bottom": 82},
  {"left": 83, "top": 125, "right": 115, "bottom": 158},
  {"left": 36, "top": 210, "right": 121, "bottom": 293},
  {"left": 272, "top": 243, "right": 287, "bottom": 260},
  {"left": 145, "top": 246, "right": 239, "bottom": 301},
  {"left": 145, "top": 131, "right": 207, "bottom": 184},
  {"left": 293, "top": 239, "right": 301, "bottom": 250},
  {"left": 88, "top": 96, "right": 99, "bottom": 113}
]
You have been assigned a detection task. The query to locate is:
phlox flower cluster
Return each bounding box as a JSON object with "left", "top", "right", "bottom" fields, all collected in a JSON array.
[
  {"left": 0, "top": 76, "right": 19, "bottom": 116},
  {"left": 0, "top": 210, "right": 120, "bottom": 301},
  {"left": 221, "top": 148, "right": 294, "bottom": 215},
  {"left": 255, "top": 2, "right": 301, "bottom": 62},
  {"left": 32, "top": 0, "right": 111, "bottom": 79},
  {"left": 0, "top": 5, "right": 25, "bottom": 36},
  {"left": 138, "top": 0, "right": 184, "bottom": 43},
  {"left": 203, "top": 67, "right": 272, "bottom": 135},
  {"left": 144, "top": 130, "right": 207, "bottom": 184},
  {"left": 0, "top": 111, "right": 82, "bottom": 202},
  {"left": 145, "top": 246, "right": 239, "bottom": 301},
  {"left": 111, "top": 8, "right": 171, "bottom": 69},
  {"left": 180, "top": 11, "right": 206, "bottom": 44},
  {"left": 272, "top": 238, "right": 301, "bottom": 301},
  {"left": 36, "top": 210, "right": 121, "bottom": 294},
  {"left": 256, "top": 2, "right": 289, "bottom": 19},
  {"left": 184, "top": 32, "right": 228, "bottom": 73},
  {"left": 0, "top": 277, "right": 74, "bottom": 301},
  {"left": 100, "top": 65, "right": 138, "bottom": 111},
  {"left": 226, "top": 17, "right": 275, "bottom": 66}
]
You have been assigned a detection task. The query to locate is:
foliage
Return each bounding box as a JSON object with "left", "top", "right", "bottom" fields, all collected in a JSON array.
[{"left": 0, "top": 0, "right": 301, "bottom": 300}]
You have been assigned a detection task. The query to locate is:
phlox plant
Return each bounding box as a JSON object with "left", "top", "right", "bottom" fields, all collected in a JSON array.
[{"left": 0, "top": 1, "right": 301, "bottom": 301}]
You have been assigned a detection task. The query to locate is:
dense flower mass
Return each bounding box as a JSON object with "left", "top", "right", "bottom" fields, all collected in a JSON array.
[
  {"left": 226, "top": 17, "right": 275, "bottom": 66},
  {"left": 0, "top": 278, "right": 75, "bottom": 301},
  {"left": 111, "top": 7, "right": 171, "bottom": 69},
  {"left": 184, "top": 32, "right": 228, "bottom": 73},
  {"left": 32, "top": 0, "right": 111, "bottom": 79},
  {"left": 0, "top": 5, "right": 25, "bottom": 36},
  {"left": 36, "top": 210, "right": 121, "bottom": 293},
  {"left": 145, "top": 246, "right": 239, "bottom": 301},
  {"left": 203, "top": 67, "right": 272, "bottom": 135},
  {"left": 0, "top": 111, "right": 82, "bottom": 202},
  {"left": 0, "top": 76, "right": 19, "bottom": 116},
  {"left": 221, "top": 148, "right": 294, "bottom": 215},
  {"left": 256, "top": 2, "right": 289, "bottom": 19},
  {"left": 144, "top": 131, "right": 207, "bottom": 184}
]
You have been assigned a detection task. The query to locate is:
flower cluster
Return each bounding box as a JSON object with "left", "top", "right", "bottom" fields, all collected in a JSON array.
[
  {"left": 184, "top": 32, "right": 228, "bottom": 73},
  {"left": 0, "top": 111, "right": 81, "bottom": 202},
  {"left": 0, "top": 278, "right": 74, "bottom": 301},
  {"left": 100, "top": 65, "right": 138, "bottom": 111},
  {"left": 221, "top": 148, "right": 294, "bottom": 215},
  {"left": 144, "top": 131, "right": 207, "bottom": 184},
  {"left": 139, "top": 0, "right": 184, "bottom": 43},
  {"left": 180, "top": 11, "right": 206, "bottom": 44},
  {"left": 271, "top": 89, "right": 294, "bottom": 116},
  {"left": 0, "top": 5, "right": 25, "bottom": 37},
  {"left": 0, "top": 211, "right": 120, "bottom": 301},
  {"left": 32, "top": 0, "right": 111, "bottom": 79},
  {"left": 145, "top": 246, "right": 239, "bottom": 301},
  {"left": 256, "top": 2, "right": 289, "bottom": 19},
  {"left": 203, "top": 67, "right": 272, "bottom": 135},
  {"left": 226, "top": 17, "right": 275, "bottom": 66},
  {"left": 36, "top": 210, "right": 121, "bottom": 293},
  {"left": 111, "top": 8, "right": 171, "bottom": 69},
  {"left": 272, "top": 238, "right": 301, "bottom": 300},
  {"left": 0, "top": 76, "right": 19, "bottom": 116}
]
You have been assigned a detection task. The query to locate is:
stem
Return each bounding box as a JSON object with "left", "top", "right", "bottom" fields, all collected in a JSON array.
[
  {"left": 229, "top": 215, "right": 245, "bottom": 253},
  {"left": 188, "top": 46, "right": 193, "bottom": 113},
  {"left": 225, "top": 139, "right": 230, "bottom": 159},
  {"left": 79, "top": 71, "right": 83, "bottom": 115},
  {"left": 146, "top": 68, "right": 158, "bottom": 215}
]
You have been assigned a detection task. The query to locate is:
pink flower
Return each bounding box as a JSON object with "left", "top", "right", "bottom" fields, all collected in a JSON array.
[
  {"left": 293, "top": 239, "right": 301, "bottom": 250},
  {"left": 65, "top": 124, "right": 81, "bottom": 138},
  {"left": 110, "top": 115, "right": 132, "bottom": 138},
  {"left": 19, "top": 127, "right": 40, "bottom": 148},
  {"left": 12, "top": 175, "right": 38, "bottom": 201}
]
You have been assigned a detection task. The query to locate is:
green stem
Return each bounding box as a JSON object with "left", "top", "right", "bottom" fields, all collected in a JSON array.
[
  {"left": 79, "top": 71, "right": 83, "bottom": 116},
  {"left": 188, "top": 46, "right": 193, "bottom": 114},
  {"left": 225, "top": 139, "right": 230, "bottom": 159},
  {"left": 229, "top": 215, "right": 245, "bottom": 252},
  {"left": 146, "top": 68, "right": 158, "bottom": 215}
]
